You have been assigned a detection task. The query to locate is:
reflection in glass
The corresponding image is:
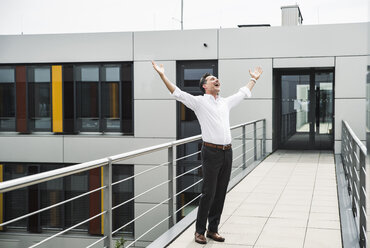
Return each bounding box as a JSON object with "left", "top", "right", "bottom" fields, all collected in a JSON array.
[
  {"left": 28, "top": 67, "right": 51, "bottom": 131},
  {"left": 0, "top": 68, "right": 15, "bottom": 131},
  {"left": 76, "top": 66, "right": 100, "bottom": 131},
  {"left": 102, "top": 66, "right": 120, "bottom": 131}
]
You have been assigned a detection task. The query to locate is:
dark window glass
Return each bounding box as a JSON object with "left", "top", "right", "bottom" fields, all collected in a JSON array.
[
  {"left": 28, "top": 67, "right": 51, "bottom": 131},
  {"left": 76, "top": 66, "right": 100, "bottom": 132},
  {"left": 64, "top": 171, "right": 89, "bottom": 230},
  {"left": 112, "top": 165, "right": 134, "bottom": 234},
  {"left": 4, "top": 164, "right": 28, "bottom": 228},
  {"left": 63, "top": 65, "right": 75, "bottom": 133},
  {"left": 0, "top": 68, "right": 16, "bottom": 131},
  {"left": 40, "top": 165, "right": 64, "bottom": 229},
  {"left": 121, "top": 64, "right": 133, "bottom": 134}
]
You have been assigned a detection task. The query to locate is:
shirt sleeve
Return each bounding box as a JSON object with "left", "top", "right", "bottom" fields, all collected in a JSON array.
[
  {"left": 225, "top": 86, "right": 252, "bottom": 110},
  {"left": 171, "top": 86, "right": 199, "bottom": 111}
]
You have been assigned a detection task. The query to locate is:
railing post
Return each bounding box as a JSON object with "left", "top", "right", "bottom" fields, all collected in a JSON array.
[
  {"left": 359, "top": 151, "right": 366, "bottom": 248},
  {"left": 242, "top": 125, "right": 246, "bottom": 170},
  {"left": 263, "top": 119, "right": 266, "bottom": 157},
  {"left": 168, "top": 145, "right": 174, "bottom": 228},
  {"left": 103, "top": 159, "right": 113, "bottom": 248},
  {"left": 254, "top": 122, "right": 257, "bottom": 161}
]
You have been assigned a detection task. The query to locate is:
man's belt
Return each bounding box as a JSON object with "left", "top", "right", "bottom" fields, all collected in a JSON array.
[{"left": 203, "top": 142, "right": 232, "bottom": 150}]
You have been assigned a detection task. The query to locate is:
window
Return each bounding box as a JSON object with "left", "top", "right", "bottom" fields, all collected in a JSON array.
[
  {"left": 3, "top": 163, "right": 134, "bottom": 235},
  {"left": 75, "top": 63, "right": 133, "bottom": 133},
  {"left": 27, "top": 67, "right": 52, "bottom": 131},
  {"left": 0, "top": 67, "right": 16, "bottom": 131}
]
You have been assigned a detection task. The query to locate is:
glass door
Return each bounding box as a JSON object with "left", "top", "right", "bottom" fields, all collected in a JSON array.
[{"left": 276, "top": 69, "right": 334, "bottom": 150}]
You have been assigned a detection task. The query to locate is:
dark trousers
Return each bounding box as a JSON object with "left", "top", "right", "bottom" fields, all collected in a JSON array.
[{"left": 195, "top": 145, "right": 233, "bottom": 235}]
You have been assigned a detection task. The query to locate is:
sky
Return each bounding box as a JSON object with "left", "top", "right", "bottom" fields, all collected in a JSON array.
[{"left": 0, "top": 0, "right": 368, "bottom": 35}]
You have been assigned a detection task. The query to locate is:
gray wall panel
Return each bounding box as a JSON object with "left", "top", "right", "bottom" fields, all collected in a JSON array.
[
  {"left": 230, "top": 99, "right": 272, "bottom": 140},
  {"left": 134, "top": 29, "right": 218, "bottom": 60},
  {"left": 219, "top": 59, "right": 273, "bottom": 99},
  {"left": 0, "top": 135, "right": 63, "bottom": 162},
  {"left": 334, "top": 98, "right": 366, "bottom": 141},
  {"left": 273, "top": 57, "right": 335, "bottom": 68},
  {"left": 219, "top": 23, "right": 368, "bottom": 59},
  {"left": 0, "top": 32, "right": 133, "bottom": 63},
  {"left": 134, "top": 100, "right": 176, "bottom": 138},
  {"left": 134, "top": 61, "right": 176, "bottom": 100},
  {"left": 335, "top": 56, "right": 368, "bottom": 98},
  {"left": 63, "top": 136, "right": 174, "bottom": 165}
]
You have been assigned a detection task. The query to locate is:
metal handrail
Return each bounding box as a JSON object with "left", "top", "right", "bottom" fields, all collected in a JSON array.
[
  {"left": 341, "top": 120, "right": 367, "bottom": 248},
  {"left": 0, "top": 119, "right": 264, "bottom": 194},
  {"left": 0, "top": 119, "right": 267, "bottom": 248}
]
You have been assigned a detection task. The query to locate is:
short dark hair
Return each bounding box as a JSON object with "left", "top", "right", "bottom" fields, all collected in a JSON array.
[{"left": 199, "top": 72, "right": 211, "bottom": 94}]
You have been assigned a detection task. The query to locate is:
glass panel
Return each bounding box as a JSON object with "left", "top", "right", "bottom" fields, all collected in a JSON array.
[
  {"left": 65, "top": 171, "right": 89, "bottom": 230},
  {"left": 112, "top": 165, "right": 134, "bottom": 234},
  {"left": 0, "top": 82, "right": 15, "bottom": 131},
  {"left": 40, "top": 164, "right": 63, "bottom": 229},
  {"left": 76, "top": 82, "right": 99, "bottom": 131},
  {"left": 315, "top": 72, "right": 334, "bottom": 149},
  {"left": 34, "top": 68, "right": 51, "bottom": 82},
  {"left": 81, "top": 67, "right": 99, "bottom": 81},
  {"left": 280, "top": 75, "right": 310, "bottom": 147},
  {"left": 4, "top": 164, "right": 28, "bottom": 228},
  {"left": 0, "top": 68, "right": 15, "bottom": 83},
  {"left": 103, "top": 67, "right": 120, "bottom": 82},
  {"left": 102, "top": 81, "right": 120, "bottom": 131},
  {"left": 28, "top": 82, "right": 51, "bottom": 131},
  {"left": 184, "top": 68, "right": 213, "bottom": 87},
  {"left": 121, "top": 64, "right": 133, "bottom": 134}
]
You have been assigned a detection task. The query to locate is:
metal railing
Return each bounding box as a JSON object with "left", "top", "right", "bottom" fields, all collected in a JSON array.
[
  {"left": 341, "top": 120, "right": 367, "bottom": 248},
  {"left": 0, "top": 119, "right": 267, "bottom": 248}
]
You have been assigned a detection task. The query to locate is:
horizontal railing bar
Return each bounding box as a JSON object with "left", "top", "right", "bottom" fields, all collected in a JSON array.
[
  {"left": 232, "top": 152, "right": 244, "bottom": 162},
  {"left": 0, "top": 121, "right": 261, "bottom": 194},
  {"left": 174, "top": 178, "right": 204, "bottom": 197},
  {"left": 126, "top": 215, "right": 172, "bottom": 248},
  {"left": 112, "top": 160, "right": 170, "bottom": 186},
  {"left": 174, "top": 193, "right": 202, "bottom": 215},
  {"left": 0, "top": 185, "right": 106, "bottom": 227},
  {"left": 231, "top": 156, "right": 254, "bottom": 174},
  {"left": 362, "top": 206, "right": 367, "bottom": 221},
  {"left": 112, "top": 197, "right": 171, "bottom": 235},
  {"left": 362, "top": 226, "right": 368, "bottom": 244},
  {"left": 362, "top": 186, "right": 367, "bottom": 199},
  {"left": 174, "top": 150, "right": 201, "bottom": 163},
  {"left": 112, "top": 179, "right": 171, "bottom": 211},
  {"left": 86, "top": 236, "right": 107, "bottom": 248},
  {"left": 232, "top": 126, "right": 263, "bottom": 140},
  {"left": 343, "top": 121, "right": 367, "bottom": 154},
  {"left": 174, "top": 164, "right": 202, "bottom": 180},
  {"left": 0, "top": 159, "right": 108, "bottom": 193},
  {"left": 29, "top": 210, "right": 107, "bottom": 248}
]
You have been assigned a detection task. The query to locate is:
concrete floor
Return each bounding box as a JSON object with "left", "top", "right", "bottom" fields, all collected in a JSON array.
[{"left": 167, "top": 150, "right": 341, "bottom": 248}]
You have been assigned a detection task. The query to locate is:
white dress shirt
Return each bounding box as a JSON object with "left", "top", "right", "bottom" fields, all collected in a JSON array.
[{"left": 171, "top": 86, "right": 252, "bottom": 145}]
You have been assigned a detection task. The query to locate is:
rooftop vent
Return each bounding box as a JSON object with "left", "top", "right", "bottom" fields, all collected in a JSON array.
[{"left": 281, "top": 5, "right": 303, "bottom": 26}]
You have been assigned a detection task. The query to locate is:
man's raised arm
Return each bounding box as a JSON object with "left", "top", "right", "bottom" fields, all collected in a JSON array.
[
  {"left": 152, "top": 61, "right": 175, "bottom": 93},
  {"left": 246, "top": 66, "right": 263, "bottom": 92}
]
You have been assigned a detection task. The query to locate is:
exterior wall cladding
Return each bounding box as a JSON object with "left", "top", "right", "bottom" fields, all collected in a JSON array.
[{"left": 0, "top": 22, "right": 368, "bottom": 247}]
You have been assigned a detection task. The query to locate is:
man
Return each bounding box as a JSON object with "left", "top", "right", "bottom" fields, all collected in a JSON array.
[{"left": 152, "top": 61, "right": 262, "bottom": 244}]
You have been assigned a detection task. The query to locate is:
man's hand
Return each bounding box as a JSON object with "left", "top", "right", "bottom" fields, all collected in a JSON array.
[
  {"left": 249, "top": 66, "right": 263, "bottom": 80},
  {"left": 152, "top": 61, "right": 164, "bottom": 76},
  {"left": 152, "top": 60, "right": 175, "bottom": 93}
]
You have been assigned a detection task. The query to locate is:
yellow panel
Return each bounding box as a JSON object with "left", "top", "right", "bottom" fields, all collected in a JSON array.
[
  {"left": 0, "top": 164, "right": 3, "bottom": 231},
  {"left": 52, "top": 66, "right": 63, "bottom": 133},
  {"left": 101, "top": 167, "right": 104, "bottom": 234}
]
